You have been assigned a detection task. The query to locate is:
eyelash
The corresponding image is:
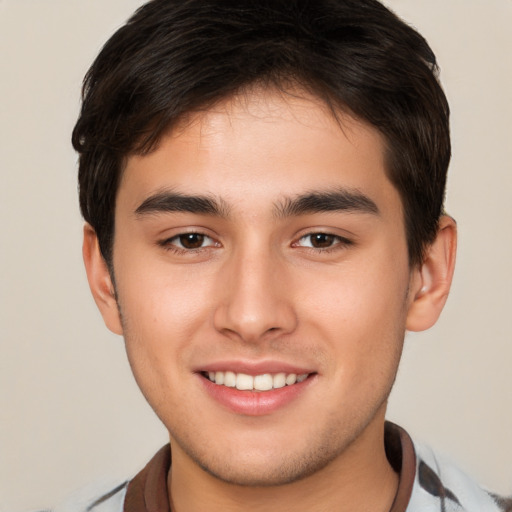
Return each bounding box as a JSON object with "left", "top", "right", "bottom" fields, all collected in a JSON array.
[
  {"left": 293, "top": 233, "right": 353, "bottom": 253},
  {"left": 158, "top": 231, "right": 353, "bottom": 255},
  {"left": 158, "top": 232, "right": 218, "bottom": 254}
]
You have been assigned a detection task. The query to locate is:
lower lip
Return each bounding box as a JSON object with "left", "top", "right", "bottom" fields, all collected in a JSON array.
[{"left": 199, "top": 374, "right": 315, "bottom": 416}]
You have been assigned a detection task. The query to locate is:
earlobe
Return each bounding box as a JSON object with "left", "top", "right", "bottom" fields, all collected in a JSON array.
[
  {"left": 406, "top": 215, "right": 457, "bottom": 332},
  {"left": 82, "top": 224, "right": 123, "bottom": 335}
]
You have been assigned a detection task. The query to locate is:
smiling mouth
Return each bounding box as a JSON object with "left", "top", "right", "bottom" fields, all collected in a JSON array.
[{"left": 201, "top": 371, "right": 310, "bottom": 391}]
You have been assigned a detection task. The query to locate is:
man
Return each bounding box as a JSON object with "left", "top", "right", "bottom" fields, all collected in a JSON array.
[{"left": 69, "top": 0, "right": 509, "bottom": 511}]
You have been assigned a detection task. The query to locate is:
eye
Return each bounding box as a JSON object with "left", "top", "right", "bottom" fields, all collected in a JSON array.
[
  {"left": 295, "top": 232, "right": 352, "bottom": 250},
  {"left": 161, "top": 232, "right": 218, "bottom": 251}
]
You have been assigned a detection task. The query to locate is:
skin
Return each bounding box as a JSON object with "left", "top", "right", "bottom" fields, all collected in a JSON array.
[{"left": 84, "top": 89, "right": 456, "bottom": 512}]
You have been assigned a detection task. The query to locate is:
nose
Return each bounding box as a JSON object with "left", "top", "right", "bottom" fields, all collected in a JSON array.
[{"left": 213, "top": 247, "right": 297, "bottom": 344}]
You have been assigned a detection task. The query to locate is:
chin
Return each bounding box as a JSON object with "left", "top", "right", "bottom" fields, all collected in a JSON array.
[
  {"left": 173, "top": 426, "right": 351, "bottom": 488},
  {"left": 196, "top": 453, "right": 336, "bottom": 487}
]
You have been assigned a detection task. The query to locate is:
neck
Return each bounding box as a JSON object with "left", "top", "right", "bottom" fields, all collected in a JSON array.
[{"left": 168, "top": 415, "right": 399, "bottom": 512}]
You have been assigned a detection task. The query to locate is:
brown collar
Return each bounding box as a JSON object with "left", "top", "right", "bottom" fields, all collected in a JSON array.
[
  {"left": 124, "top": 444, "right": 171, "bottom": 512},
  {"left": 386, "top": 422, "right": 416, "bottom": 512},
  {"left": 124, "top": 422, "right": 416, "bottom": 512}
]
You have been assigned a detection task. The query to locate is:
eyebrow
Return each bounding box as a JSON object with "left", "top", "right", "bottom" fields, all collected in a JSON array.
[
  {"left": 274, "top": 189, "right": 379, "bottom": 218},
  {"left": 134, "top": 188, "right": 379, "bottom": 219},
  {"left": 135, "top": 191, "right": 230, "bottom": 217}
]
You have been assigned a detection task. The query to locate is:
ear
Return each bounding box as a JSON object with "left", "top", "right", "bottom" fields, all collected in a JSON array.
[
  {"left": 406, "top": 215, "right": 457, "bottom": 332},
  {"left": 82, "top": 224, "right": 123, "bottom": 335}
]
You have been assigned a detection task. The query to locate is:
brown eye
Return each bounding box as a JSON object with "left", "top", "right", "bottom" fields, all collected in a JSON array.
[
  {"left": 309, "top": 233, "right": 336, "bottom": 248},
  {"left": 295, "top": 232, "right": 352, "bottom": 251},
  {"left": 159, "top": 232, "right": 218, "bottom": 253},
  {"left": 178, "top": 233, "right": 206, "bottom": 249}
]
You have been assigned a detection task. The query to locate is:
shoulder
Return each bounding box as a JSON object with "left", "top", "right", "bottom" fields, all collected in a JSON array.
[
  {"left": 54, "top": 480, "right": 128, "bottom": 512},
  {"left": 408, "top": 441, "right": 512, "bottom": 512}
]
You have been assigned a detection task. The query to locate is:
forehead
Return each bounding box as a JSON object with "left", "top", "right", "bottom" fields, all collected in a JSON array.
[{"left": 119, "top": 89, "right": 400, "bottom": 219}]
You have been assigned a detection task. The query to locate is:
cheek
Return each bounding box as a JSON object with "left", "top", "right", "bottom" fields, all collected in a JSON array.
[
  {"left": 296, "top": 253, "right": 410, "bottom": 363},
  {"left": 118, "top": 254, "right": 212, "bottom": 329},
  {"left": 117, "top": 273, "right": 208, "bottom": 418},
  {"left": 114, "top": 261, "right": 215, "bottom": 379}
]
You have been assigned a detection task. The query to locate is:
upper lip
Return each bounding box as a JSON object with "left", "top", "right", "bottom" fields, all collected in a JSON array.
[{"left": 196, "top": 359, "right": 316, "bottom": 376}]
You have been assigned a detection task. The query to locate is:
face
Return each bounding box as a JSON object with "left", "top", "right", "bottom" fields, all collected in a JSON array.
[{"left": 107, "top": 90, "right": 420, "bottom": 485}]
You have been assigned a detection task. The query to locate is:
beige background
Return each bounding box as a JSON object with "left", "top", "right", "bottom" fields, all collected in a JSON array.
[{"left": 1, "top": 1, "right": 511, "bottom": 510}]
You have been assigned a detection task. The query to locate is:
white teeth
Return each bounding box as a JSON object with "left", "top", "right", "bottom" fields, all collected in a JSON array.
[
  {"left": 254, "top": 374, "right": 273, "bottom": 391},
  {"left": 285, "top": 374, "right": 297, "bottom": 385},
  {"left": 273, "top": 373, "right": 286, "bottom": 389},
  {"left": 224, "top": 371, "right": 236, "bottom": 388},
  {"left": 236, "top": 373, "right": 254, "bottom": 390},
  {"left": 207, "top": 371, "right": 310, "bottom": 390}
]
